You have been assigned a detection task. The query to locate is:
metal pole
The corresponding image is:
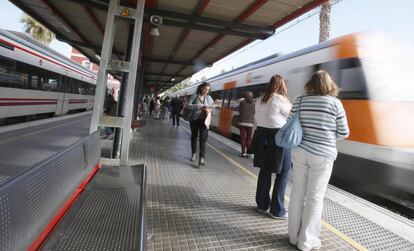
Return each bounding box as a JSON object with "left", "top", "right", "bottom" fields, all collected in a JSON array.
[
  {"left": 90, "top": 0, "right": 119, "bottom": 133},
  {"left": 120, "top": 0, "right": 146, "bottom": 165},
  {"left": 112, "top": 22, "right": 134, "bottom": 158}
]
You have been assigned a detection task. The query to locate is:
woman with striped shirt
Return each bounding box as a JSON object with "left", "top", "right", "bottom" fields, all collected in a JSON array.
[{"left": 288, "top": 70, "right": 350, "bottom": 251}]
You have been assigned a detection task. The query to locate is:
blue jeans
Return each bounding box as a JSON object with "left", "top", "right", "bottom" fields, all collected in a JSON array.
[{"left": 256, "top": 149, "right": 291, "bottom": 216}]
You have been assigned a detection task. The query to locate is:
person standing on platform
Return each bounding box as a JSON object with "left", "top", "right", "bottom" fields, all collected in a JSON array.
[
  {"left": 288, "top": 70, "right": 349, "bottom": 251},
  {"left": 154, "top": 97, "right": 161, "bottom": 119},
  {"left": 149, "top": 98, "right": 155, "bottom": 117},
  {"left": 170, "top": 94, "right": 183, "bottom": 126},
  {"left": 186, "top": 82, "right": 214, "bottom": 167},
  {"left": 249, "top": 75, "right": 292, "bottom": 219},
  {"left": 238, "top": 91, "right": 255, "bottom": 157}
]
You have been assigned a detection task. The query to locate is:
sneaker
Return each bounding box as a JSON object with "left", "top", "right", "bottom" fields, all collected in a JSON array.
[
  {"left": 239, "top": 153, "right": 245, "bottom": 157},
  {"left": 256, "top": 208, "right": 268, "bottom": 214},
  {"left": 190, "top": 153, "right": 196, "bottom": 161},
  {"left": 199, "top": 157, "right": 205, "bottom": 165},
  {"left": 268, "top": 212, "right": 288, "bottom": 220}
]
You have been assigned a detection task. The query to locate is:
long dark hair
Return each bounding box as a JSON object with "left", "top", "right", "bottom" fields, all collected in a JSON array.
[
  {"left": 261, "top": 75, "right": 288, "bottom": 104},
  {"left": 196, "top": 82, "right": 211, "bottom": 95}
]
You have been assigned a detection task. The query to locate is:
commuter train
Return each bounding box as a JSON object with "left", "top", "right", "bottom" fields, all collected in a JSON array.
[
  {"left": 0, "top": 29, "right": 96, "bottom": 122},
  {"left": 174, "top": 33, "right": 414, "bottom": 196}
]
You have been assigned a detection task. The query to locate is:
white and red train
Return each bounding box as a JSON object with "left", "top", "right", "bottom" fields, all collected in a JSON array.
[
  {"left": 0, "top": 29, "right": 96, "bottom": 121},
  {"left": 175, "top": 34, "right": 414, "bottom": 196}
]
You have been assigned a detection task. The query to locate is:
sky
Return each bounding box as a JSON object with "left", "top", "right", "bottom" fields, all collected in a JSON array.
[{"left": 1, "top": 0, "right": 414, "bottom": 84}]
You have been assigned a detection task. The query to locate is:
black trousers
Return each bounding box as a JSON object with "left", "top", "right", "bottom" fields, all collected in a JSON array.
[
  {"left": 190, "top": 119, "right": 209, "bottom": 158},
  {"left": 171, "top": 111, "right": 180, "bottom": 126}
]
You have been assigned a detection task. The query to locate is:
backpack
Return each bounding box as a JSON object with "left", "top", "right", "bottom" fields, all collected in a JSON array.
[{"left": 275, "top": 97, "right": 303, "bottom": 149}]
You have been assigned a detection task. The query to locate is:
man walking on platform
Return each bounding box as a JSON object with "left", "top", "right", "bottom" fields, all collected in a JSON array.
[{"left": 170, "top": 94, "right": 183, "bottom": 126}]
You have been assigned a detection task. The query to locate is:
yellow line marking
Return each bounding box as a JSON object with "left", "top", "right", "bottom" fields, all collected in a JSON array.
[
  {"left": 0, "top": 116, "right": 89, "bottom": 146},
  {"left": 182, "top": 125, "right": 367, "bottom": 251}
]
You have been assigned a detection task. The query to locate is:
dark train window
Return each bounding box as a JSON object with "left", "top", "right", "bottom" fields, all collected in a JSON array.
[
  {"left": 210, "top": 90, "right": 223, "bottom": 108},
  {"left": 65, "top": 78, "right": 73, "bottom": 93},
  {"left": 337, "top": 58, "right": 368, "bottom": 99},
  {"left": 0, "top": 57, "right": 28, "bottom": 89}
]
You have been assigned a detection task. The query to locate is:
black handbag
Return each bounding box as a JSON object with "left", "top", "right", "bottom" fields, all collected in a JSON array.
[{"left": 231, "top": 114, "right": 240, "bottom": 128}]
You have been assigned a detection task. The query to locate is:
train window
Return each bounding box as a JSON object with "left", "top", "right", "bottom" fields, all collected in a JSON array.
[
  {"left": 0, "top": 57, "right": 28, "bottom": 89},
  {"left": 337, "top": 58, "right": 368, "bottom": 99},
  {"left": 29, "top": 75, "right": 41, "bottom": 89},
  {"left": 39, "top": 69, "right": 59, "bottom": 92},
  {"left": 65, "top": 78, "right": 72, "bottom": 93},
  {"left": 42, "top": 78, "right": 58, "bottom": 92},
  {"left": 72, "top": 80, "right": 80, "bottom": 94},
  {"left": 210, "top": 90, "right": 223, "bottom": 108}
]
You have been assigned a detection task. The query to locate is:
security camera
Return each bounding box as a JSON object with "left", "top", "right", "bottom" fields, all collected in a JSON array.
[{"left": 150, "top": 15, "right": 163, "bottom": 26}]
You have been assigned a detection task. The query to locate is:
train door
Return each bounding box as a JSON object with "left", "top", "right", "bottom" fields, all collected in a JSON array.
[
  {"left": 61, "top": 76, "right": 71, "bottom": 114},
  {"left": 218, "top": 81, "right": 236, "bottom": 137},
  {"left": 56, "top": 75, "right": 66, "bottom": 115}
]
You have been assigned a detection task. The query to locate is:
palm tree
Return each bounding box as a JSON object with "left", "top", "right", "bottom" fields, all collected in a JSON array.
[
  {"left": 319, "top": 1, "right": 332, "bottom": 43},
  {"left": 20, "top": 14, "right": 55, "bottom": 45}
]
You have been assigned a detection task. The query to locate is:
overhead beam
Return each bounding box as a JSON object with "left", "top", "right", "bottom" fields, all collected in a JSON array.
[
  {"left": 145, "top": 8, "right": 274, "bottom": 36},
  {"left": 10, "top": 0, "right": 99, "bottom": 65},
  {"left": 41, "top": 0, "right": 96, "bottom": 52},
  {"left": 162, "top": 19, "right": 269, "bottom": 39},
  {"left": 209, "top": 0, "right": 329, "bottom": 66},
  {"left": 145, "top": 73, "right": 186, "bottom": 77},
  {"left": 144, "top": 57, "right": 211, "bottom": 67},
  {"left": 174, "top": 0, "right": 269, "bottom": 77}
]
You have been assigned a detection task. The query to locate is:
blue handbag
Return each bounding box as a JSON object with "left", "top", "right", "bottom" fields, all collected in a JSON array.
[{"left": 275, "top": 97, "right": 303, "bottom": 148}]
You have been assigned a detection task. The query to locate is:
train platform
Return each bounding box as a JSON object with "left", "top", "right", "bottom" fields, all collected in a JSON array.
[
  {"left": 97, "top": 117, "right": 414, "bottom": 251},
  {"left": 0, "top": 112, "right": 92, "bottom": 185}
]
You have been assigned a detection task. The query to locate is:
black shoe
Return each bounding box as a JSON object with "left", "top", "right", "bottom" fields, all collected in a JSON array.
[{"left": 199, "top": 157, "right": 205, "bottom": 165}]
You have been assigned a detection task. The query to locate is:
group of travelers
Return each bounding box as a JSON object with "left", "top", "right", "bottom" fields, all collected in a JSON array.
[{"left": 186, "top": 70, "right": 349, "bottom": 251}]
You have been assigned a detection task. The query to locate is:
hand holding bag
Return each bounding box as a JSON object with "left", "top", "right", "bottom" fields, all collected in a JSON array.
[
  {"left": 275, "top": 96, "right": 303, "bottom": 148},
  {"left": 231, "top": 114, "right": 240, "bottom": 128}
]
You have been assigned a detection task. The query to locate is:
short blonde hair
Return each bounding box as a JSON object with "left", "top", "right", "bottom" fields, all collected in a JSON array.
[{"left": 305, "top": 70, "right": 339, "bottom": 97}]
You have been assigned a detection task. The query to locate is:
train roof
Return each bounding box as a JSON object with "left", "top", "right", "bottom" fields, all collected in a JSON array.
[
  {"left": 177, "top": 34, "right": 351, "bottom": 94},
  {"left": 0, "top": 28, "right": 96, "bottom": 78}
]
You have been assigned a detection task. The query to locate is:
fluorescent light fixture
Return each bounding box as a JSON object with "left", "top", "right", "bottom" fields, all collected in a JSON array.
[{"left": 171, "top": 78, "right": 175, "bottom": 81}]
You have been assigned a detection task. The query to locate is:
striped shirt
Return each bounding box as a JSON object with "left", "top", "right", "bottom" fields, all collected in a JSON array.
[{"left": 290, "top": 95, "right": 350, "bottom": 159}]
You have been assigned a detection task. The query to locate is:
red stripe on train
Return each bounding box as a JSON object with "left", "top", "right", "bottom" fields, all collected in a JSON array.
[
  {"left": 0, "top": 98, "right": 58, "bottom": 101},
  {"left": 0, "top": 38, "right": 95, "bottom": 81},
  {"left": 0, "top": 102, "right": 58, "bottom": 106}
]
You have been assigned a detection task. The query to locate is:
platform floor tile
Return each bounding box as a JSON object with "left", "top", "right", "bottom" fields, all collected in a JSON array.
[{"left": 127, "top": 119, "right": 355, "bottom": 251}]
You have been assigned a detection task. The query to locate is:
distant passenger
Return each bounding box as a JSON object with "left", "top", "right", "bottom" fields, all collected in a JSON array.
[
  {"left": 170, "top": 94, "right": 183, "bottom": 126},
  {"left": 160, "top": 98, "right": 169, "bottom": 120},
  {"left": 249, "top": 75, "right": 292, "bottom": 219},
  {"left": 186, "top": 82, "right": 214, "bottom": 167},
  {"left": 288, "top": 70, "right": 349, "bottom": 251},
  {"left": 149, "top": 98, "right": 155, "bottom": 116},
  {"left": 102, "top": 89, "right": 118, "bottom": 140},
  {"left": 238, "top": 91, "right": 255, "bottom": 157},
  {"left": 154, "top": 97, "right": 161, "bottom": 119}
]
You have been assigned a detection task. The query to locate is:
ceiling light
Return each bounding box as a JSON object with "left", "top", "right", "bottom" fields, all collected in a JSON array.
[
  {"left": 150, "top": 27, "right": 160, "bottom": 36},
  {"left": 171, "top": 78, "right": 175, "bottom": 81}
]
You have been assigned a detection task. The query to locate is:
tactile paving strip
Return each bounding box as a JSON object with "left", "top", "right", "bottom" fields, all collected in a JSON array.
[
  {"left": 0, "top": 193, "right": 11, "bottom": 251},
  {"left": 322, "top": 199, "right": 414, "bottom": 251},
  {"left": 42, "top": 166, "right": 145, "bottom": 251},
  {"left": 128, "top": 119, "right": 355, "bottom": 251}
]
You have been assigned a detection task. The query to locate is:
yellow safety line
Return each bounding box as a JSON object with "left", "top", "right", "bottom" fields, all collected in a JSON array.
[
  {"left": 0, "top": 116, "right": 90, "bottom": 146},
  {"left": 182, "top": 126, "right": 367, "bottom": 251}
]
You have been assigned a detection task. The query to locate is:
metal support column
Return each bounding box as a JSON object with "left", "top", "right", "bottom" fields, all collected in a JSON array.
[
  {"left": 120, "top": 0, "right": 145, "bottom": 165},
  {"left": 88, "top": 0, "right": 146, "bottom": 165},
  {"left": 89, "top": 0, "right": 118, "bottom": 133},
  {"left": 112, "top": 23, "right": 134, "bottom": 158}
]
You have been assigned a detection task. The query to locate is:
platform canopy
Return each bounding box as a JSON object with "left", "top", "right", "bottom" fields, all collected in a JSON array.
[{"left": 10, "top": 0, "right": 328, "bottom": 92}]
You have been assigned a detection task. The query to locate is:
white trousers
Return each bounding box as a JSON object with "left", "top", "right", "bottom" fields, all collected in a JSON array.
[{"left": 288, "top": 147, "right": 334, "bottom": 251}]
